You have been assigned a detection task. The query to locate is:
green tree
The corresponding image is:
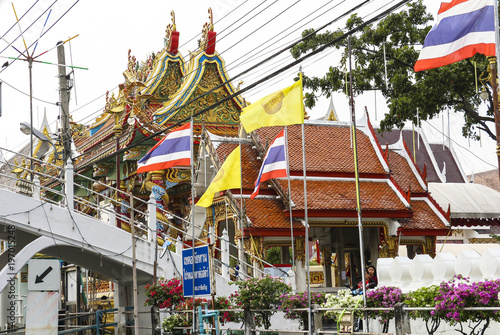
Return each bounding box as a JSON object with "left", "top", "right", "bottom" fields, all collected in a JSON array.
[{"left": 291, "top": 0, "right": 496, "bottom": 140}]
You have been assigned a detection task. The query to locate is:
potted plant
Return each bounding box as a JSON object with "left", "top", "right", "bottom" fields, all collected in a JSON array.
[
  {"left": 162, "top": 313, "right": 188, "bottom": 335},
  {"left": 230, "top": 276, "right": 291, "bottom": 330}
]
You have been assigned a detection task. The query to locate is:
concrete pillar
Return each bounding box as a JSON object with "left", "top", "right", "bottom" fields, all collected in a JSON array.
[
  {"left": 286, "top": 269, "right": 296, "bottom": 292},
  {"left": 64, "top": 158, "right": 74, "bottom": 210},
  {"left": 394, "top": 303, "right": 411, "bottom": 335},
  {"left": 389, "top": 257, "right": 412, "bottom": 287},
  {"left": 408, "top": 254, "right": 433, "bottom": 290},
  {"left": 295, "top": 260, "right": 306, "bottom": 292},
  {"left": 238, "top": 239, "right": 246, "bottom": 277},
  {"left": 221, "top": 229, "right": 230, "bottom": 280},
  {"left": 455, "top": 250, "right": 481, "bottom": 282},
  {"left": 108, "top": 205, "right": 116, "bottom": 227},
  {"left": 148, "top": 192, "right": 156, "bottom": 244},
  {"left": 480, "top": 248, "right": 500, "bottom": 279},
  {"left": 33, "top": 175, "right": 40, "bottom": 201},
  {"left": 431, "top": 252, "right": 456, "bottom": 285},
  {"left": 176, "top": 236, "right": 183, "bottom": 256},
  {"left": 115, "top": 307, "right": 126, "bottom": 335}
]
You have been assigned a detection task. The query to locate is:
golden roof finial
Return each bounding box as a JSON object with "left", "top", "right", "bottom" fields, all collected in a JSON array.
[
  {"left": 208, "top": 8, "right": 214, "bottom": 32},
  {"left": 171, "top": 11, "right": 176, "bottom": 31},
  {"left": 199, "top": 8, "right": 215, "bottom": 52},
  {"left": 165, "top": 11, "right": 178, "bottom": 49}
]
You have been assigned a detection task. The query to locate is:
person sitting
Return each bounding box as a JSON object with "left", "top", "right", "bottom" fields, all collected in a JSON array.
[
  {"left": 353, "top": 266, "right": 377, "bottom": 294},
  {"left": 367, "top": 265, "right": 378, "bottom": 288}
]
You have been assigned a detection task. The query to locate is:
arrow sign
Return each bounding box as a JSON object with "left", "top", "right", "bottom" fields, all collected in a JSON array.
[
  {"left": 28, "top": 259, "right": 60, "bottom": 291},
  {"left": 35, "top": 266, "right": 53, "bottom": 283}
]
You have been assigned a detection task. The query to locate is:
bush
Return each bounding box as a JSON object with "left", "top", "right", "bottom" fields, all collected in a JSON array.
[
  {"left": 145, "top": 277, "right": 184, "bottom": 309},
  {"left": 213, "top": 296, "right": 243, "bottom": 324},
  {"left": 433, "top": 275, "right": 500, "bottom": 335},
  {"left": 230, "top": 276, "right": 291, "bottom": 329},
  {"left": 162, "top": 313, "right": 187, "bottom": 333},
  {"left": 366, "top": 286, "right": 404, "bottom": 325},
  {"left": 280, "top": 292, "right": 326, "bottom": 329},
  {"left": 322, "top": 289, "right": 363, "bottom": 320}
]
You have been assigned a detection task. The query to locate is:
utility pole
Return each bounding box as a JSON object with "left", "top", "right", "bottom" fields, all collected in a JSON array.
[{"left": 57, "top": 44, "right": 72, "bottom": 164}]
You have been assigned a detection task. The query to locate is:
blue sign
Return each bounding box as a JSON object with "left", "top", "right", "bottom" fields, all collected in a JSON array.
[{"left": 182, "top": 245, "right": 211, "bottom": 296}]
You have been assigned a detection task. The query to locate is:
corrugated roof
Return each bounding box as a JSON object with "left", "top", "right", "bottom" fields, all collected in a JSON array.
[{"left": 429, "top": 183, "right": 500, "bottom": 219}]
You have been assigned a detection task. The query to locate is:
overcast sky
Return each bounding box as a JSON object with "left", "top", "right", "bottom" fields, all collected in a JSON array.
[{"left": 0, "top": 0, "right": 496, "bottom": 175}]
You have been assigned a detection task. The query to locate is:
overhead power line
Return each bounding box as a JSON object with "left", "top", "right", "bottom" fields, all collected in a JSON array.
[{"left": 76, "top": 0, "right": 413, "bottom": 172}]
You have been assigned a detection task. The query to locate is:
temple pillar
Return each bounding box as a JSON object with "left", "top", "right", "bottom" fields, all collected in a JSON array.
[
  {"left": 281, "top": 246, "right": 290, "bottom": 264},
  {"left": 379, "top": 235, "right": 399, "bottom": 258},
  {"left": 321, "top": 245, "right": 333, "bottom": 287},
  {"left": 424, "top": 236, "right": 436, "bottom": 258},
  {"left": 294, "top": 236, "right": 306, "bottom": 292}
]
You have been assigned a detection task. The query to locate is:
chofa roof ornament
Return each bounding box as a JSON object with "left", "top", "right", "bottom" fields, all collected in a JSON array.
[
  {"left": 165, "top": 11, "right": 179, "bottom": 55},
  {"left": 200, "top": 8, "right": 216, "bottom": 55}
]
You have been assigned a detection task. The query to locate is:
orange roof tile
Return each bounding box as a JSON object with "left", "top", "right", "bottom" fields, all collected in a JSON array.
[
  {"left": 255, "top": 124, "right": 386, "bottom": 176},
  {"left": 245, "top": 198, "right": 302, "bottom": 230},
  {"left": 400, "top": 199, "right": 448, "bottom": 231},
  {"left": 388, "top": 151, "right": 426, "bottom": 194},
  {"left": 277, "top": 179, "right": 408, "bottom": 213}
]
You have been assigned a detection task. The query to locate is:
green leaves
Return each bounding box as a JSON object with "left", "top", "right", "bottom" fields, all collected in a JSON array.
[
  {"left": 231, "top": 276, "right": 291, "bottom": 329},
  {"left": 291, "top": 0, "right": 496, "bottom": 140}
]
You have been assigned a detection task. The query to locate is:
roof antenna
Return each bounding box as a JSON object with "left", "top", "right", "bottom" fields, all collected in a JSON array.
[{"left": 68, "top": 36, "right": 78, "bottom": 105}]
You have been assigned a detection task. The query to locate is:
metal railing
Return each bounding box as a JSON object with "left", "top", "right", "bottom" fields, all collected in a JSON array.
[{"left": 0, "top": 146, "right": 289, "bottom": 280}]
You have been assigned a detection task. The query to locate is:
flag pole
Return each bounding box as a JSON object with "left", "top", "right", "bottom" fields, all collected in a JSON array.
[
  {"left": 349, "top": 35, "right": 368, "bottom": 314},
  {"left": 239, "top": 131, "right": 245, "bottom": 277},
  {"left": 190, "top": 118, "right": 196, "bottom": 334},
  {"left": 284, "top": 126, "right": 295, "bottom": 269},
  {"left": 493, "top": 0, "right": 500, "bottom": 181},
  {"left": 298, "top": 68, "right": 312, "bottom": 335}
]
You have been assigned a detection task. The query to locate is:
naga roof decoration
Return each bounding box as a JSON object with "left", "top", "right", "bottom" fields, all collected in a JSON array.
[
  {"left": 152, "top": 52, "right": 244, "bottom": 133},
  {"left": 75, "top": 10, "right": 245, "bottom": 171}
]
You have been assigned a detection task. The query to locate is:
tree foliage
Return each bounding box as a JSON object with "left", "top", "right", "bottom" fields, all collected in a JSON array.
[{"left": 291, "top": 0, "right": 496, "bottom": 140}]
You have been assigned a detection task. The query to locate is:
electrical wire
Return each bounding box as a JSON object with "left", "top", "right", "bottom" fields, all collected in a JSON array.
[
  {"left": 226, "top": 0, "right": 345, "bottom": 74},
  {"left": 423, "top": 119, "right": 497, "bottom": 170},
  {"left": 0, "top": 0, "right": 43, "bottom": 56},
  {"left": 76, "top": 0, "right": 413, "bottom": 173},
  {"left": 75, "top": 0, "right": 372, "bottom": 138},
  {"left": 0, "top": 0, "right": 78, "bottom": 75},
  {"left": 0, "top": 78, "right": 57, "bottom": 104},
  {"left": 72, "top": 0, "right": 371, "bottom": 124}
]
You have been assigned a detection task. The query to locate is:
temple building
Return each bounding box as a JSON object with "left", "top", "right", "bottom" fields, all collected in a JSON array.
[{"left": 18, "top": 10, "right": 452, "bottom": 290}]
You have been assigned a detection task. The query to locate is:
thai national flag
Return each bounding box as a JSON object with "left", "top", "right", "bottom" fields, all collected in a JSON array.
[
  {"left": 137, "top": 122, "right": 191, "bottom": 173},
  {"left": 414, "top": 0, "right": 496, "bottom": 72},
  {"left": 251, "top": 129, "right": 288, "bottom": 199}
]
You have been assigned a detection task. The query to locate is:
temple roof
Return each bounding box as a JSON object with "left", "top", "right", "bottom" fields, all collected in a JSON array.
[
  {"left": 74, "top": 23, "right": 245, "bottom": 170},
  {"left": 245, "top": 198, "right": 303, "bottom": 233},
  {"left": 255, "top": 122, "right": 389, "bottom": 177},
  {"left": 376, "top": 128, "right": 467, "bottom": 183},
  {"left": 387, "top": 150, "right": 426, "bottom": 194},
  {"left": 277, "top": 179, "right": 410, "bottom": 216},
  {"left": 399, "top": 198, "right": 449, "bottom": 235}
]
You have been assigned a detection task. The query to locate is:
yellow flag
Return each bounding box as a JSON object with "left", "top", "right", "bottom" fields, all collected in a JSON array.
[
  {"left": 240, "top": 74, "right": 304, "bottom": 133},
  {"left": 196, "top": 146, "right": 241, "bottom": 207}
]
